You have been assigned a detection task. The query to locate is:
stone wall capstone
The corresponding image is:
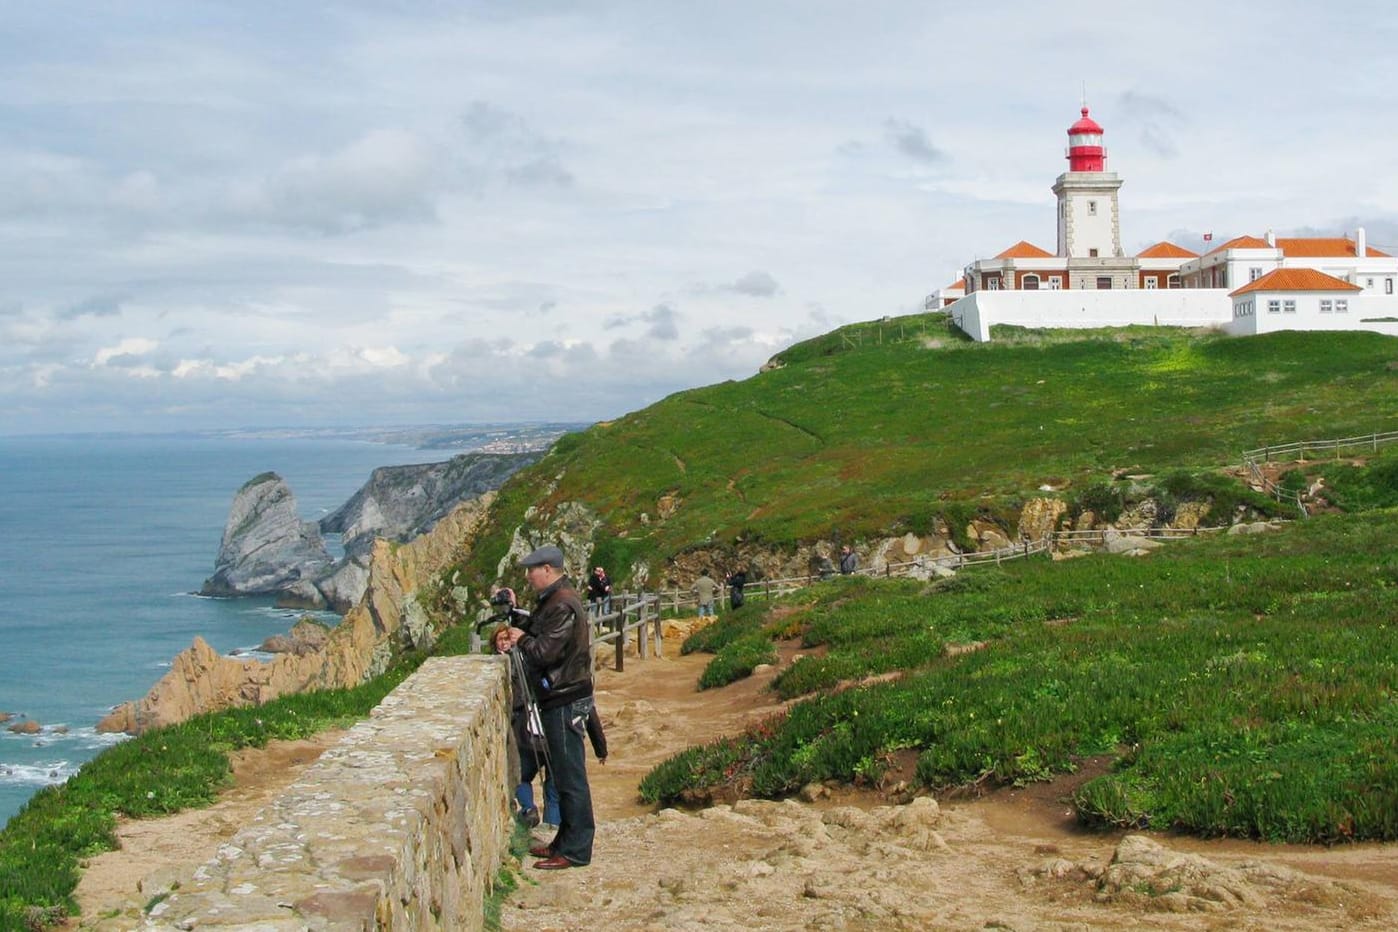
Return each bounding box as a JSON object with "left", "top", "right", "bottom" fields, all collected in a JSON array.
[{"left": 141, "top": 655, "right": 511, "bottom": 931}]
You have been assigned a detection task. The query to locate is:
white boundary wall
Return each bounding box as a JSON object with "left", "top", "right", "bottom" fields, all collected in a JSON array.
[{"left": 947, "top": 289, "right": 1232, "bottom": 342}]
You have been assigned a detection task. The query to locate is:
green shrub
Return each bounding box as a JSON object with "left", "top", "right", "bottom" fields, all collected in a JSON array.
[{"left": 698, "top": 634, "right": 778, "bottom": 689}]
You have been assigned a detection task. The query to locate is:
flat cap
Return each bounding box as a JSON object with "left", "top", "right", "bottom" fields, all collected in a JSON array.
[{"left": 519, "top": 545, "right": 565, "bottom": 568}]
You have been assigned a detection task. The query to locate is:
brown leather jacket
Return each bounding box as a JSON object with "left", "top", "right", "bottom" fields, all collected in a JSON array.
[{"left": 517, "top": 576, "right": 594, "bottom": 710}]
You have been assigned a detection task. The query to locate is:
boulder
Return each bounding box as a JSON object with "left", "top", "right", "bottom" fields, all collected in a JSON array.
[
  {"left": 200, "top": 473, "right": 331, "bottom": 597},
  {"left": 7, "top": 720, "right": 40, "bottom": 735}
]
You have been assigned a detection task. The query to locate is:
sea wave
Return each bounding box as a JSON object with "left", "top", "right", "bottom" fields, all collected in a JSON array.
[{"left": 0, "top": 761, "right": 76, "bottom": 787}]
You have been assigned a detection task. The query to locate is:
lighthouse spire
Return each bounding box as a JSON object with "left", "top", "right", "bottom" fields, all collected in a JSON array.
[{"left": 1066, "top": 103, "right": 1106, "bottom": 172}]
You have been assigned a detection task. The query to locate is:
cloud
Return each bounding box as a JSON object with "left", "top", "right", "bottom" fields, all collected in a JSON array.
[
  {"left": 459, "top": 100, "right": 574, "bottom": 189},
  {"left": 729, "top": 270, "right": 781, "bottom": 297},
  {"left": 1117, "top": 90, "right": 1186, "bottom": 158},
  {"left": 604, "top": 303, "right": 682, "bottom": 340},
  {"left": 58, "top": 293, "right": 128, "bottom": 321},
  {"left": 92, "top": 337, "right": 158, "bottom": 367},
  {"left": 883, "top": 118, "right": 946, "bottom": 164},
  {"left": 237, "top": 129, "right": 440, "bottom": 233}
]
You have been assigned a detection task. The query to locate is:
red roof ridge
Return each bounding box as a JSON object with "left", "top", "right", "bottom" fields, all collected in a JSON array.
[
  {"left": 1275, "top": 237, "right": 1392, "bottom": 259},
  {"left": 1205, "top": 234, "right": 1272, "bottom": 256},
  {"left": 1137, "top": 241, "right": 1198, "bottom": 259},
  {"left": 994, "top": 240, "right": 1055, "bottom": 259},
  {"left": 1229, "top": 267, "right": 1362, "bottom": 297}
]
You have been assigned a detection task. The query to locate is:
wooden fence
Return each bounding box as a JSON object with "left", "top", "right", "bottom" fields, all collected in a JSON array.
[
  {"left": 470, "top": 592, "right": 663, "bottom": 672},
  {"left": 478, "top": 427, "right": 1389, "bottom": 651},
  {"left": 1241, "top": 429, "right": 1398, "bottom": 512}
]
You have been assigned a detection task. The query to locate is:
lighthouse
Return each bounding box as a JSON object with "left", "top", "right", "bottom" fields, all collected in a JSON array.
[{"left": 1052, "top": 105, "right": 1123, "bottom": 262}]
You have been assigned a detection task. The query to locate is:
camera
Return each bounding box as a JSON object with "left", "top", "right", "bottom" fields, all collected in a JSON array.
[{"left": 490, "top": 590, "right": 514, "bottom": 608}]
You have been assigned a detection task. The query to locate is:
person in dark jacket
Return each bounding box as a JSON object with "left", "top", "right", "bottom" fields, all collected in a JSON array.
[
  {"left": 505, "top": 545, "right": 596, "bottom": 870},
  {"left": 586, "top": 566, "right": 612, "bottom": 616},
  {"left": 839, "top": 545, "right": 858, "bottom": 575},
  {"left": 725, "top": 568, "right": 747, "bottom": 609}
]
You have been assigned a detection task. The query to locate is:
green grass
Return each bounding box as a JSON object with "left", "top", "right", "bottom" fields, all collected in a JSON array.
[
  {"left": 639, "top": 510, "right": 1398, "bottom": 843},
  {"left": 0, "top": 659, "right": 420, "bottom": 931},
  {"left": 449, "top": 324, "right": 1398, "bottom": 594}
]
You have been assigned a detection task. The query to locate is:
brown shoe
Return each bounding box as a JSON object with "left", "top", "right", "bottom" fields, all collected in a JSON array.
[
  {"left": 528, "top": 842, "right": 553, "bottom": 858},
  {"left": 533, "top": 854, "right": 576, "bottom": 870}
]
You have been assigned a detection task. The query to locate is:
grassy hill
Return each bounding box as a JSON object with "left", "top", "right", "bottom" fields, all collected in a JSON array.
[
  {"left": 642, "top": 506, "right": 1398, "bottom": 842},
  {"left": 4, "top": 321, "right": 1396, "bottom": 929},
  {"left": 453, "top": 318, "right": 1398, "bottom": 590}
]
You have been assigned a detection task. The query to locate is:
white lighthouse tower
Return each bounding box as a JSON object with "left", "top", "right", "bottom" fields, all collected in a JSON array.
[{"left": 1052, "top": 106, "right": 1123, "bottom": 260}]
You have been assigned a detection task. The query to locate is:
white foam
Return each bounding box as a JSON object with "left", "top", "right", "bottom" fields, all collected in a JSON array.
[{"left": 0, "top": 761, "right": 75, "bottom": 787}]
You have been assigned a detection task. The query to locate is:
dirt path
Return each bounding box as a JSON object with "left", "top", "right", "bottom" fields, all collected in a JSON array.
[{"left": 72, "top": 647, "right": 1398, "bottom": 930}]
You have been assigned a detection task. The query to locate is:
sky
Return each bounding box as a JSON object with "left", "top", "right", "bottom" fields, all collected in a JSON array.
[{"left": 3, "top": 1, "right": 1397, "bottom": 434}]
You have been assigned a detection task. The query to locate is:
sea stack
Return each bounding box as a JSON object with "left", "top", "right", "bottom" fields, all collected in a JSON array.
[{"left": 200, "top": 472, "right": 331, "bottom": 597}]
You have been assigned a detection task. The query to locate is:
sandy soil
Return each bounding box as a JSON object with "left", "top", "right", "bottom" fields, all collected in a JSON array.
[{"left": 71, "top": 644, "right": 1398, "bottom": 930}]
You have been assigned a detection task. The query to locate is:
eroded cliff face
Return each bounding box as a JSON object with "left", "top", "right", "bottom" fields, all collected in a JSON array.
[
  {"left": 200, "top": 473, "right": 331, "bottom": 597},
  {"left": 321, "top": 451, "right": 540, "bottom": 557},
  {"left": 98, "top": 494, "right": 495, "bottom": 735}
]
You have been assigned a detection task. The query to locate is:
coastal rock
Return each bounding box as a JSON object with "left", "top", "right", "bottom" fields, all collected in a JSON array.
[
  {"left": 321, "top": 452, "right": 539, "bottom": 557},
  {"left": 311, "top": 552, "right": 373, "bottom": 614},
  {"left": 275, "top": 579, "right": 327, "bottom": 611},
  {"left": 200, "top": 473, "right": 331, "bottom": 597},
  {"left": 99, "top": 496, "right": 495, "bottom": 735},
  {"left": 7, "top": 720, "right": 40, "bottom": 735},
  {"left": 259, "top": 619, "right": 330, "bottom": 656}
]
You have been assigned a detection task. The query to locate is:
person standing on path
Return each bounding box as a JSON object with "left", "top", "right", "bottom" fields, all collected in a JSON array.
[
  {"left": 505, "top": 545, "right": 596, "bottom": 870},
  {"left": 587, "top": 565, "right": 613, "bottom": 617},
  {"left": 839, "top": 545, "right": 858, "bottom": 575},
  {"left": 693, "top": 570, "right": 718, "bottom": 617}
]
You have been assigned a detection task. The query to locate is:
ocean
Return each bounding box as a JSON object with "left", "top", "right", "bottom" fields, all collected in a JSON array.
[{"left": 0, "top": 433, "right": 484, "bottom": 828}]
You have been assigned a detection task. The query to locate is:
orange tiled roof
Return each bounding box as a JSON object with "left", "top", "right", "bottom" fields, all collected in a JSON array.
[
  {"left": 1137, "top": 241, "right": 1198, "bottom": 259},
  {"left": 1204, "top": 235, "right": 1272, "bottom": 256},
  {"left": 1276, "top": 237, "right": 1391, "bottom": 258},
  {"left": 994, "top": 240, "right": 1054, "bottom": 259},
  {"left": 944, "top": 277, "right": 966, "bottom": 290},
  {"left": 1229, "top": 267, "right": 1362, "bottom": 297}
]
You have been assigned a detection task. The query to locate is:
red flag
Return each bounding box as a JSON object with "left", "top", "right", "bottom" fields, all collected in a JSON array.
[{"left": 1203, "top": 232, "right": 1213, "bottom": 242}]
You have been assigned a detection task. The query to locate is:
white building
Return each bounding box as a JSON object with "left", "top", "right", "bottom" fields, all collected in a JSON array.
[{"left": 942, "top": 106, "right": 1398, "bottom": 341}]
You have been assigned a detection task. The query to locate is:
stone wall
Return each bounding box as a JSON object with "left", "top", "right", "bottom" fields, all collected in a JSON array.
[{"left": 143, "top": 655, "right": 511, "bottom": 931}]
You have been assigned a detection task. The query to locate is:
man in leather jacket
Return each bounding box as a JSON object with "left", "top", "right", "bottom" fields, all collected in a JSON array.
[{"left": 505, "top": 544, "right": 596, "bottom": 869}]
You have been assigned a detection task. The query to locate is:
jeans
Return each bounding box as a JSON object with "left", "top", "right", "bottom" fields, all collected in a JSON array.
[
  {"left": 538, "top": 696, "right": 596, "bottom": 865},
  {"left": 516, "top": 741, "right": 561, "bottom": 826},
  {"left": 697, "top": 601, "right": 714, "bottom": 617}
]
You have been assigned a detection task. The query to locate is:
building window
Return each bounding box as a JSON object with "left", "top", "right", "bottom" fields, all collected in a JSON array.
[
  {"left": 1088, "top": 200, "right": 1097, "bottom": 215},
  {"left": 1167, "top": 274, "right": 1180, "bottom": 289},
  {"left": 986, "top": 277, "right": 1000, "bottom": 290},
  {"left": 1336, "top": 299, "right": 1348, "bottom": 313},
  {"left": 1320, "top": 299, "right": 1333, "bottom": 313},
  {"left": 1387, "top": 279, "right": 1394, "bottom": 294},
  {"left": 1048, "top": 276, "right": 1062, "bottom": 290},
  {"left": 1022, "top": 274, "right": 1040, "bottom": 290},
  {"left": 1096, "top": 276, "right": 1112, "bottom": 290},
  {"left": 1144, "top": 276, "right": 1158, "bottom": 289},
  {"left": 1366, "top": 278, "right": 1375, "bottom": 289},
  {"left": 1267, "top": 300, "right": 1281, "bottom": 314},
  {"left": 1249, "top": 267, "right": 1262, "bottom": 281},
  {"left": 1283, "top": 299, "right": 1296, "bottom": 314}
]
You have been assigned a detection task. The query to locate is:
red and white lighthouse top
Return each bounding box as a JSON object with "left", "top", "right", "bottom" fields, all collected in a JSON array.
[{"left": 1066, "top": 106, "right": 1106, "bottom": 172}]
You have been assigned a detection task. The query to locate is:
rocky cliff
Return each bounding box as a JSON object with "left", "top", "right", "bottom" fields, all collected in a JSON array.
[
  {"left": 207, "top": 452, "right": 538, "bottom": 611},
  {"left": 322, "top": 451, "right": 539, "bottom": 556},
  {"left": 199, "top": 472, "right": 331, "bottom": 597},
  {"left": 98, "top": 495, "right": 495, "bottom": 735}
]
